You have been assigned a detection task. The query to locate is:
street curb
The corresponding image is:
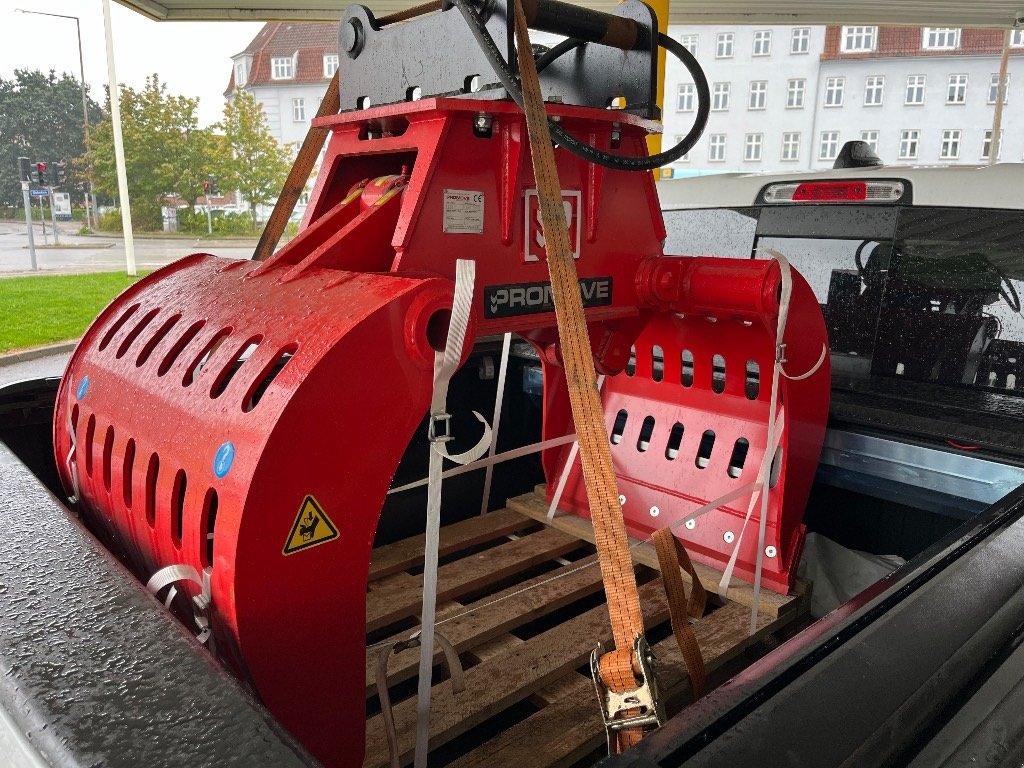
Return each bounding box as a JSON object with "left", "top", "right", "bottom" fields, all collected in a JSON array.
[{"left": 0, "top": 340, "right": 79, "bottom": 368}]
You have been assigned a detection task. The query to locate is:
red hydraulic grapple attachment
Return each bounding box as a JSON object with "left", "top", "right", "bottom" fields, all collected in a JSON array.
[{"left": 51, "top": 2, "right": 828, "bottom": 765}]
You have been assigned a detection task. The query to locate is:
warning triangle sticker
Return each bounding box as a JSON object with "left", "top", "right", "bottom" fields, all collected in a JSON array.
[{"left": 283, "top": 495, "right": 339, "bottom": 555}]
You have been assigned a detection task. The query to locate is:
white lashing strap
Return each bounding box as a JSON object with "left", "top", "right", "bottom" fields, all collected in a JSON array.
[
  {"left": 716, "top": 409, "right": 785, "bottom": 611},
  {"left": 715, "top": 248, "right": 827, "bottom": 633},
  {"left": 64, "top": 388, "right": 81, "bottom": 507},
  {"left": 146, "top": 564, "right": 214, "bottom": 646},
  {"left": 387, "top": 432, "right": 578, "bottom": 495},
  {"left": 415, "top": 259, "right": 489, "bottom": 768},
  {"left": 479, "top": 333, "right": 512, "bottom": 515}
]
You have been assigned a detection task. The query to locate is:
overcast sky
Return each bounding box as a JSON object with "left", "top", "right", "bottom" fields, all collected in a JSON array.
[{"left": 0, "top": 1, "right": 266, "bottom": 127}]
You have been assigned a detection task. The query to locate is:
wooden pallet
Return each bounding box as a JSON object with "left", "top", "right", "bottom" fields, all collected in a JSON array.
[{"left": 364, "top": 489, "right": 809, "bottom": 768}]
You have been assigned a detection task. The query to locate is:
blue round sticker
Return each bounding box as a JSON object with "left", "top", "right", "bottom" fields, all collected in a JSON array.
[
  {"left": 213, "top": 441, "right": 235, "bottom": 478},
  {"left": 76, "top": 376, "right": 90, "bottom": 401}
]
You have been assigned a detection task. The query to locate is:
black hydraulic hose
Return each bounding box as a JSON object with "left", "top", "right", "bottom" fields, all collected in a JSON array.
[
  {"left": 535, "top": 38, "right": 584, "bottom": 73},
  {"left": 451, "top": 0, "right": 710, "bottom": 171}
]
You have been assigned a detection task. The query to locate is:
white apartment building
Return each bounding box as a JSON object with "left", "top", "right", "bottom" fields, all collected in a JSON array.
[
  {"left": 226, "top": 22, "right": 339, "bottom": 147},
  {"left": 664, "top": 24, "right": 1024, "bottom": 175},
  {"left": 663, "top": 25, "right": 825, "bottom": 173}
]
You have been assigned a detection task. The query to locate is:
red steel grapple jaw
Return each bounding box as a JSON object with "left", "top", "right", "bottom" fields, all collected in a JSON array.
[
  {"left": 544, "top": 256, "right": 830, "bottom": 594},
  {"left": 53, "top": 253, "right": 453, "bottom": 763},
  {"left": 52, "top": 97, "right": 828, "bottom": 767}
]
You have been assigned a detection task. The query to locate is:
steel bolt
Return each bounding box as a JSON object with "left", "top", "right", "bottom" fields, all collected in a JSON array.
[
  {"left": 723, "top": 531, "right": 735, "bottom": 544},
  {"left": 685, "top": 519, "right": 696, "bottom": 530},
  {"left": 618, "top": 494, "right": 626, "bottom": 505},
  {"left": 649, "top": 506, "right": 660, "bottom": 518},
  {"left": 765, "top": 546, "right": 777, "bottom": 558}
]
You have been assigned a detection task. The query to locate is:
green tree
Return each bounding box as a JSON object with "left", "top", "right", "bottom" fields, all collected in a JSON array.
[
  {"left": 218, "top": 90, "right": 290, "bottom": 227},
  {"left": 86, "top": 75, "right": 229, "bottom": 230},
  {"left": 0, "top": 69, "right": 103, "bottom": 208}
]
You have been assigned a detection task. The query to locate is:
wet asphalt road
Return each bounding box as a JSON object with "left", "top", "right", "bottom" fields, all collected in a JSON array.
[{"left": 0, "top": 219, "right": 254, "bottom": 275}]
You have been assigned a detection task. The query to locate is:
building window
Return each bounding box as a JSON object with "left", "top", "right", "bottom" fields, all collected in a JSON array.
[
  {"left": 753, "top": 30, "right": 772, "bottom": 56},
  {"left": 841, "top": 26, "right": 877, "bottom": 52},
  {"left": 679, "top": 34, "right": 698, "bottom": 55},
  {"left": 824, "top": 77, "right": 845, "bottom": 107},
  {"left": 744, "top": 133, "right": 763, "bottom": 161},
  {"left": 781, "top": 132, "right": 801, "bottom": 161},
  {"left": 323, "top": 55, "right": 339, "bottom": 77},
  {"left": 989, "top": 73, "right": 1010, "bottom": 104},
  {"left": 271, "top": 55, "right": 294, "bottom": 80},
  {"left": 786, "top": 78, "right": 806, "bottom": 108},
  {"left": 982, "top": 129, "right": 1004, "bottom": 160},
  {"left": 712, "top": 82, "right": 731, "bottom": 111},
  {"left": 292, "top": 98, "right": 306, "bottom": 122},
  {"left": 234, "top": 60, "right": 247, "bottom": 87},
  {"left": 819, "top": 131, "right": 840, "bottom": 161},
  {"left": 864, "top": 76, "right": 885, "bottom": 106},
  {"left": 905, "top": 75, "right": 926, "bottom": 105},
  {"left": 676, "top": 83, "right": 695, "bottom": 111},
  {"left": 861, "top": 130, "right": 879, "bottom": 152},
  {"left": 940, "top": 129, "right": 961, "bottom": 160},
  {"left": 923, "top": 27, "right": 961, "bottom": 50},
  {"left": 946, "top": 74, "right": 968, "bottom": 104},
  {"left": 673, "top": 136, "right": 691, "bottom": 162},
  {"left": 899, "top": 129, "right": 920, "bottom": 160},
  {"left": 716, "top": 33, "right": 734, "bottom": 58},
  {"left": 791, "top": 27, "right": 810, "bottom": 54},
  {"left": 748, "top": 81, "right": 767, "bottom": 110},
  {"left": 1013, "top": 29, "right": 1024, "bottom": 48},
  {"left": 708, "top": 134, "right": 727, "bottom": 162}
]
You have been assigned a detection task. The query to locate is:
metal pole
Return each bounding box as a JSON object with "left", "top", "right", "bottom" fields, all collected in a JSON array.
[
  {"left": 75, "top": 17, "right": 94, "bottom": 231},
  {"left": 38, "top": 196, "right": 48, "bottom": 246},
  {"left": 206, "top": 192, "right": 213, "bottom": 235},
  {"left": 14, "top": 10, "right": 95, "bottom": 231},
  {"left": 101, "top": 0, "right": 137, "bottom": 276},
  {"left": 21, "top": 182, "right": 37, "bottom": 271},
  {"left": 49, "top": 187, "right": 60, "bottom": 245},
  {"left": 989, "top": 29, "right": 1011, "bottom": 164}
]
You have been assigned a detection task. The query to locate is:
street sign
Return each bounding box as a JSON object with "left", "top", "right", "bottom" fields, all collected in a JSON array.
[
  {"left": 29, "top": 188, "right": 49, "bottom": 198},
  {"left": 54, "top": 192, "right": 72, "bottom": 221}
]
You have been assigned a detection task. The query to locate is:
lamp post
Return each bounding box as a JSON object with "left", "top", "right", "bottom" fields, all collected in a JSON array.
[{"left": 15, "top": 9, "right": 96, "bottom": 230}]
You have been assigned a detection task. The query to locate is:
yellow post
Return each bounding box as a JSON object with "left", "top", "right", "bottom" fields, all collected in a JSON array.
[{"left": 645, "top": 0, "right": 669, "bottom": 177}]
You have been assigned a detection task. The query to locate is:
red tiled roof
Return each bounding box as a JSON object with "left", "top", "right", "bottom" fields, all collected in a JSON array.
[
  {"left": 226, "top": 21, "right": 339, "bottom": 95},
  {"left": 822, "top": 26, "right": 1024, "bottom": 60}
]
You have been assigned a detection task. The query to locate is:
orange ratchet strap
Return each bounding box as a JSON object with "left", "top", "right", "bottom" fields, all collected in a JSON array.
[
  {"left": 510, "top": 0, "right": 661, "bottom": 753},
  {"left": 652, "top": 528, "right": 707, "bottom": 699}
]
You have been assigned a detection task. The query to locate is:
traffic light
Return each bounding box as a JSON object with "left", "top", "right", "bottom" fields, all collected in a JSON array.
[
  {"left": 36, "top": 162, "right": 47, "bottom": 186},
  {"left": 206, "top": 175, "right": 220, "bottom": 197},
  {"left": 17, "top": 156, "right": 30, "bottom": 182},
  {"left": 54, "top": 162, "right": 67, "bottom": 186}
]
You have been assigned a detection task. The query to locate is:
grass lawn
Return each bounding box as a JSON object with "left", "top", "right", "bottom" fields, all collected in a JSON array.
[{"left": 0, "top": 271, "right": 149, "bottom": 354}]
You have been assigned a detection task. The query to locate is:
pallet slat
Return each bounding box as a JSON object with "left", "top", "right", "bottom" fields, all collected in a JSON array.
[
  {"left": 366, "top": 555, "right": 604, "bottom": 697},
  {"left": 366, "top": 526, "right": 583, "bottom": 633},
  {"left": 369, "top": 509, "right": 535, "bottom": 582}
]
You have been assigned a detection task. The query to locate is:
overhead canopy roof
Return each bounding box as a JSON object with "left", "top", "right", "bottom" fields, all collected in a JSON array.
[{"left": 116, "top": 0, "right": 1024, "bottom": 26}]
